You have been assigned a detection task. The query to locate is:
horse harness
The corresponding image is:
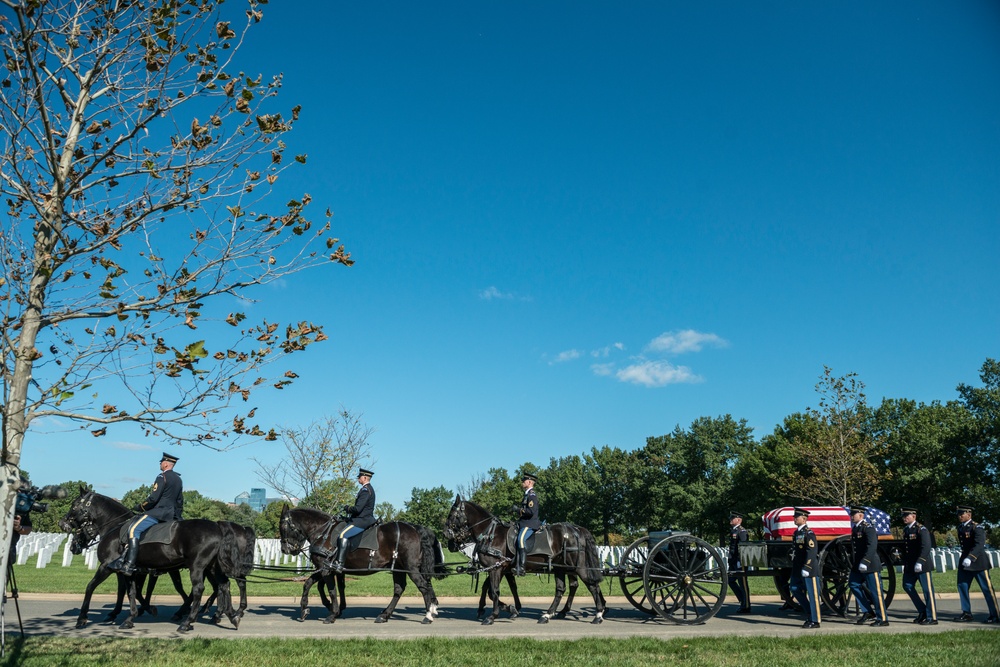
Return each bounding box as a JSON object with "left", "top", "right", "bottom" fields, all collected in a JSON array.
[{"left": 284, "top": 513, "right": 402, "bottom": 574}]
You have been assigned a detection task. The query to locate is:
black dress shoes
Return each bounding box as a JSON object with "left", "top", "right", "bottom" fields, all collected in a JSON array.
[
  {"left": 954, "top": 612, "right": 974, "bottom": 622},
  {"left": 736, "top": 607, "right": 752, "bottom": 615},
  {"left": 855, "top": 612, "right": 875, "bottom": 625},
  {"left": 920, "top": 618, "right": 938, "bottom": 625},
  {"left": 985, "top": 617, "right": 999, "bottom": 624},
  {"left": 801, "top": 621, "right": 820, "bottom": 629},
  {"left": 913, "top": 613, "right": 925, "bottom": 624},
  {"left": 870, "top": 620, "right": 890, "bottom": 627}
]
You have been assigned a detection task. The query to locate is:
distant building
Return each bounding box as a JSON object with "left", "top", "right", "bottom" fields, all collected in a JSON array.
[{"left": 234, "top": 488, "right": 268, "bottom": 512}]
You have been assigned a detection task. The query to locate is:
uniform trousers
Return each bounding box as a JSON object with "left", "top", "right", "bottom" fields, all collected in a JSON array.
[
  {"left": 849, "top": 570, "right": 887, "bottom": 621},
  {"left": 902, "top": 569, "right": 937, "bottom": 620},
  {"left": 957, "top": 569, "right": 999, "bottom": 617},
  {"left": 789, "top": 573, "right": 821, "bottom": 624}
]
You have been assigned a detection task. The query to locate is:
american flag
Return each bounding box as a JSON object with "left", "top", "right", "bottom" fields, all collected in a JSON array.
[{"left": 762, "top": 505, "right": 892, "bottom": 538}]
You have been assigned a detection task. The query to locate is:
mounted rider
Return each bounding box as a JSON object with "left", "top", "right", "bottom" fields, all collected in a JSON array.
[
  {"left": 513, "top": 472, "right": 541, "bottom": 576},
  {"left": 108, "top": 452, "right": 183, "bottom": 576},
  {"left": 331, "top": 467, "right": 376, "bottom": 573}
]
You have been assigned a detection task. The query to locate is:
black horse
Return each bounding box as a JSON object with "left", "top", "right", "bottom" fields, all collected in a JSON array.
[
  {"left": 279, "top": 506, "right": 444, "bottom": 624},
  {"left": 59, "top": 487, "right": 240, "bottom": 632},
  {"left": 444, "top": 495, "right": 607, "bottom": 625}
]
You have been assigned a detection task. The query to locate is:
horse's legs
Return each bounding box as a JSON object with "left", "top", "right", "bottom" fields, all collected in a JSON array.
[
  {"left": 337, "top": 573, "right": 347, "bottom": 617},
  {"left": 297, "top": 571, "right": 320, "bottom": 622},
  {"left": 507, "top": 570, "right": 523, "bottom": 613},
  {"left": 236, "top": 578, "right": 248, "bottom": 618},
  {"left": 376, "top": 571, "right": 407, "bottom": 623},
  {"left": 76, "top": 566, "right": 114, "bottom": 629},
  {"left": 477, "top": 579, "right": 489, "bottom": 620},
  {"left": 137, "top": 573, "right": 158, "bottom": 618},
  {"left": 322, "top": 570, "right": 341, "bottom": 624},
  {"left": 169, "top": 569, "right": 192, "bottom": 622},
  {"left": 556, "top": 573, "right": 580, "bottom": 619},
  {"left": 408, "top": 569, "right": 439, "bottom": 624},
  {"left": 484, "top": 569, "right": 505, "bottom": 625},
  {"left": 179, "top": 563, "right": 209, "bottom": 632},
  {"left": 105, "top": 573, "right": 127, "bottom": 624},
  {"left": 541, "top": 571, "right": 567, "bottom": 623},
  {"left": 584, "top": 578, "right": 606, "bottom": 625},
  {"left": 119, "top": 577, "right": 139, "bottom": 630}
]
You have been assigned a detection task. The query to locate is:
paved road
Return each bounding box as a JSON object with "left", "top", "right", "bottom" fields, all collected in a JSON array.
[{"left": 4, "top": 593, "right": 999, "bottom": 641}]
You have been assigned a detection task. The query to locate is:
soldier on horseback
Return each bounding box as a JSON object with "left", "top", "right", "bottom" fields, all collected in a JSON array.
[
  {"left": 513, "top": 472, "right": 541, "bottom": 576},
  {"left": 108, "top": 452, "right": 183, "bottom": 576},
  {"left": 331, "top": 467, "right": 376, "bottom": 573}
]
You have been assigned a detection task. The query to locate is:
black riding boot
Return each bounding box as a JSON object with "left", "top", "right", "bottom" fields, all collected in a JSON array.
[
  {"left": 109, "top": 537, "right": 140, "bottom": 576},
  {"left": 331, "top": 537, "right": 349, "bottom": 573},
  {"left": 514, "top": 547, "right": 526, "bottom": 576}
]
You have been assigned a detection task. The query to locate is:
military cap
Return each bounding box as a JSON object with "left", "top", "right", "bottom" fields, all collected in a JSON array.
[
  {"left": 956, "top": 505, "right": 973, "bottom": 514},
  {"left": 522, "top": 472, "right": 538, "bottom": 482},
  {"left": 160, "top": 452, "right": 179, "bottom": 464},
  {"left": 900, "top": 507, "right": 918, "bottom": 516},
  {"left": 793, "top": 507, "right": 810, "bottom": 518},
  {"left": 358, "top": 468, "right": 374, "bottom": 478},
  {"left": 849, "top": 506, "right": 867, "bottom": 516},
  {"left": 729, "top": 511, "right": 745, "bottom": 519}
]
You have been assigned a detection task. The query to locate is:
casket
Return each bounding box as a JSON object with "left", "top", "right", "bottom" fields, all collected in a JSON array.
[{"left": 762, "top": 506, "right": 891, "bottom": 539}]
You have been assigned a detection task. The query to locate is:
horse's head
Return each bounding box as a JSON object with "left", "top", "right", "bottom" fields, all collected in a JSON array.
[
  {"left": 59, "top": 486, "right": 99, "bottom": 554},
  {"left": 279, "top": 504, "right": 307, "bottom": 555},
  {"left": 444, "top": 495, "right": 474, "bottom": 552}
]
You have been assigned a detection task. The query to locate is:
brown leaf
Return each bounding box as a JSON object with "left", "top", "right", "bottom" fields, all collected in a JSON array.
[{"left": 91, "top": 428, "right": 107, "bottom": 437}]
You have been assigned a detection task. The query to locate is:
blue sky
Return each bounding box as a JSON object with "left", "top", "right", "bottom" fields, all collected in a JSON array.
[{"left": 22, "top": 1, "right": 1000, "bottom": 512}]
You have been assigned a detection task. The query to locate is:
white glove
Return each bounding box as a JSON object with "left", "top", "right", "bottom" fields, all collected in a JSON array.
[
  {"left": 858, "top": 563, "right": 868, "bottom": 573},
  {"left": 801, "top": 569, "right": 809, "bottom": 578},
  {"left": 962, "top": 558, "right": 972, "bottom": 568},
  {"left": 914, "top": 563, "right": 922, "bottom": 573}
]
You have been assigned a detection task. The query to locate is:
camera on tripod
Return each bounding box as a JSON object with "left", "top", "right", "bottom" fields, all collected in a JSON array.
[{"left": 15, "top": 483, "right": 67, "bottom": 514}]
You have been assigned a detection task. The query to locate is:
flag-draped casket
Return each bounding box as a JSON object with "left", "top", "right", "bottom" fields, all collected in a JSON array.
[{"left": 762, "top": 506, "right": 891, "bottom": 539}]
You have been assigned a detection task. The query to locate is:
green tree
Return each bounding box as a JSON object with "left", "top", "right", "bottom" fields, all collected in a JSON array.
[
  {"left": 637, "top": 415, "right": 755, "bottom": 539},
  {"left": 400, "top": 485, "right": 454, "bottom": 539},
  {"left": 375, "top": 501, "right": 400, "bottom": 521},
  {"left": 254, "top": 501, "right": 284, "bottom": 539},
  {"left": 182, "top": 490, "right": 226, "bottom": 521},
  {"left": 467, "top": 467, "right": 521, "bottom": 518},
  {"left": 871, "top": 398, "right": 977, "bottom": 532},
  {"left": 0, "top": 0, "right": 353, "bottom": 582},
  {"left": 121, "top": 485, "right": 152, "bottom": 511},
  {"left": 781, "top": 367, "right": 885, "bottom": 507},
  {"left": 299, "top": 478, "right": 355, "bottom": 516},
  {"left": 956, "top": 358, "right": 1000, "bottom": 519}
]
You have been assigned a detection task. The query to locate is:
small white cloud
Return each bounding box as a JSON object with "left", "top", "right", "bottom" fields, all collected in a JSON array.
[
  {"left": 550, "top": 349, "right": 582, "bottom": 364},
  {"left": 647, "top": 329, "right": 728, "bottom": 354},
  {"left": 615, "top": 360, "right": 701, "bottom": 387},
  {"left": 590, "top": 342, "right": 626, "bottom": 358},
  {"left": 479, "top": 286, "right": 514, "bottom": 300},
  {"left": 591, "top": 362, "right": 615, "bottom": 376}
]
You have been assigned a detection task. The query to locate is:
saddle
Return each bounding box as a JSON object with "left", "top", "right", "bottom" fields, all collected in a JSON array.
[
  {"left": 117, "top": 520, "right": 178, "bottom": 546},
  {"left": 505, "top": 524, "right": 555, "bottom": 558},
  {"left": 332, "top": 521, "right": 381, "bottom": 553}
]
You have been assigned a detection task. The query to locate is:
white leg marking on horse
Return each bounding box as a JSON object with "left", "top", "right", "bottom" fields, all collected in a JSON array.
[
  {"left": 542, "top": 612, "right": 552, "bottom": 620},
  {"left": 430, "top": 603, "right": 439, "bottom": 617}
]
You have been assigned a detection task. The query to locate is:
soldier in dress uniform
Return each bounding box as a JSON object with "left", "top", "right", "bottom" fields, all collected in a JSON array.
[
  {"left": 788, "top": 507, "right": 821, "bottom": 629},
  {"left": 331, "top": 468, "right": 376, "bottom": 573},
  {"left": 955, "top": 505, "right": 999, "bottom": 623},
  {"left": 848, "top": 506, "right": 889, "bottom": 626},
  {"left": 900, "top": 507, "right": 937, "bottom": 625},
  {"left": 727, "top": 511, "right": 751, "bottom": 614},
  {"left": 513, "top": 472, "right": 540, "bottom": 576},
  {"left": 108, "top": 452, "right": 183, "bottom": 576}
]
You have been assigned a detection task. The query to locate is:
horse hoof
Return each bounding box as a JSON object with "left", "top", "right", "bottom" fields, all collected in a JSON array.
[
  {"left": 482, "top": 618, "right": 494, "bottom": 626},
  {"left": 421, "top": 617, "right": 433, "bottom": 625},
  {"left": 177, "top": 624, "right": 192, "bottom": 633},
  {"left": 509, "top": 611, "right": 519, "bottom": 620},
  {"left": 231, "top": 617, "right": 241, "bottom": 630},
  {"left": 538, "top": 617, "right": 549, "bottom": 624},
  {"left": 375, "top": 616, "right": 388, "bottom": 624},
  {"left": 119, "top": 621, "right": 134, "bottom": 630},
  {"left": 75, "top": 620, "right": 89, "bottom": 630},
  {"left": 591, "top": 616, "right": 604, "bottom": 625},
  {"left": 555, "top": 611, "right": 568, "bottom": 620},
  {"left": 323, "top": 616, "right": 336, "bottom": 624}
]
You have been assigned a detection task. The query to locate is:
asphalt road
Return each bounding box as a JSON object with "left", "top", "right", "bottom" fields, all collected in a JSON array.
[{"left": 4, "top": 592, "right": 999, "bottom": 641}]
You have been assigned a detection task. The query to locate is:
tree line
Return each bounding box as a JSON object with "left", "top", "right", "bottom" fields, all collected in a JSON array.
[{"left": 23, "top": 360, "right": 998, "bottom": 548}]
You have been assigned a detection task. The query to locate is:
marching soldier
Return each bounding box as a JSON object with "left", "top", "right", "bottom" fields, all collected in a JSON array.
[
  {"left": 848, "top": 506, "right": 889, "bottom": 626},
  {"left": 788, "top": 508, "right": 821, "bottom": 629},
  {"left": 900, "top": 507, "right": 937, "bottom": 624},
  {"left": 513, "top": 472, "right": 541, "bottom": 576},
  {"left": 727, "top": 511, "right": 751, "bottom": 614},
  {"left": 108, "top": 452, "right": 183, "bottom": 576},
  {"left": 331, "top": 468, "right": 376, "bottom": 573},
  {"left": 955, "top": 505, "right": 999, "bottom": 623}
]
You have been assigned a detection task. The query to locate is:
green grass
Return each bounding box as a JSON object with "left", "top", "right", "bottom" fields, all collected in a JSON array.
[
  {"left": 4, "top": 632, "right": 1000, "bottom": 667},
  {"left": 11, "top": 557, "right": 961, "bottom": 598}
]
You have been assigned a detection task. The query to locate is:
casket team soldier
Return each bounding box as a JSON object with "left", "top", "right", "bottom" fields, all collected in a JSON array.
[
  {"left": 848, "top": 506, "right": 889, "bottom": 626},
  {"left": 955, "top": 505, "right": 999, "bottom": 623},
  {"left": 727, "top": 511, "right": 751, "bottom": 614},
  {"left": 788, "top": 508, "right": 821, "bottom": 629},
  {"left": 900, "top": 507, "right": 937, "bottom": 625}
]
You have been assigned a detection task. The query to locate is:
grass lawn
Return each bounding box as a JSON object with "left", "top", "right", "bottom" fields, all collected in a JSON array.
[{"left": 5, "top": 632, "right": 1000, "bottom": 667}]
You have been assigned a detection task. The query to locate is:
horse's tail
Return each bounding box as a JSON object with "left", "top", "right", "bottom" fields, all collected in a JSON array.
[
  {"left": 216, "top": 521, "right": 241, "bottom": 577},
  {"left": 580, "top": 526, "right": 604, "bottom": 584},
  {"left": 417, "top": 525, "right": 447, "bottom": 580},
  {"left": 235, "top": 525, "right": 256, "bottom": 578}
]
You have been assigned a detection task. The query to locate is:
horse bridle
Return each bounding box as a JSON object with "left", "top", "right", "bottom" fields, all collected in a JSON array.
[
  {"left": 64, "top": 491, "right": 132, "bottom": 551},
  {"left": 447, "top": 500, "right": 498, "bottom": 547}
]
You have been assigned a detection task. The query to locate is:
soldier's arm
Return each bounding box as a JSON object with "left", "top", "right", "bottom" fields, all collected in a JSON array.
[{"left": 137, "top": 474, "right": 166, "bottom": 511}]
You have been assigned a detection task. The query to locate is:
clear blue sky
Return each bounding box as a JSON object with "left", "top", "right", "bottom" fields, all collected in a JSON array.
[{"left": 22, "top": 1, "right": 1000, "bottom": 512}]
